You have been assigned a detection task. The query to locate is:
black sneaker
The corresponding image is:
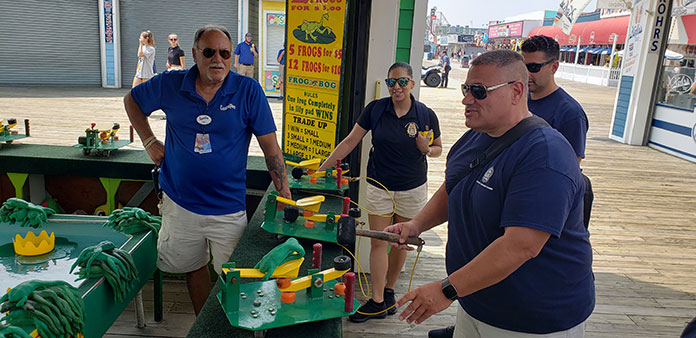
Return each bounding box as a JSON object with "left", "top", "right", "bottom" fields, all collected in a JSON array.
[
  {"left": 383, "top": 288, "right": 397, "bottom": 315},
  {"left": 348, "top": 299, "right": 387, "bottom": 323},
  {"left": 428, "top": 325, "right": 455, "bottom": 338}
]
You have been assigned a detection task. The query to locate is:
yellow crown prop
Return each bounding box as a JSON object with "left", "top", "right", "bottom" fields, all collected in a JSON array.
[{"left": 12, "top": 230, "right": 55, "bottom": 256}]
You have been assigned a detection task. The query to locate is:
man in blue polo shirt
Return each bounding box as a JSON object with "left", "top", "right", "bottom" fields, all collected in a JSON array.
[
  {"left": 234, "top": 33, "right": 258, "bottom": 78},
  {"left": 386, "top": 50, "right": 594, "bottom": 337},
  {"left": 124, "top": 24, "right": 290, "bottom": 316}
]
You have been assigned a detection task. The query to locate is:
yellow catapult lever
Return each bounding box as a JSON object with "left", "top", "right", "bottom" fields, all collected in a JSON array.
[
  {"left": 285, "top": 158, "right": 321, "bottom": 170},
  {"left": 276, "top": 195, "right": 325, "bottom": 212},
  {"left": 221, "top": 257, "right": 305, "bottom": 279},
  {"left": 277, "top": 267, "right": 349, "bottom": 292}
]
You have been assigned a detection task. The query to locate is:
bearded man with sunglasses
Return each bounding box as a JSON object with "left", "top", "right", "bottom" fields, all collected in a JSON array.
[
  {"left": 386, "top": 50, "right": 594, "bottom": 338},
  {"left": 124, "top": 24, "right": 290, "bottom": 316}
]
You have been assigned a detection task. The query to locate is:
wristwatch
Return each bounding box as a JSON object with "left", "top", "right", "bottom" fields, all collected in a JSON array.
[{"left": 441, "top": 277, "right": 459, "bottom": 300}]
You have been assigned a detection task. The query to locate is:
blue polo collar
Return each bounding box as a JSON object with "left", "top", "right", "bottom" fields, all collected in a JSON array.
[{"left": 180, "top": 64, "right": 239, "bottom": 98}]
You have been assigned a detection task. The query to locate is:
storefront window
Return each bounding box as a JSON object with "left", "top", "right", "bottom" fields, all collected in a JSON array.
[{"left": 656, "top": 54, "right": 696, "bottom": 111}]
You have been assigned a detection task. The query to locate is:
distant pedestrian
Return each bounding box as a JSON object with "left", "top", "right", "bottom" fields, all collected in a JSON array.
[
  {"left": 440, "top": 51, "right": 451, "bottom": 88},
  {"left": 234, "top": 33, "right": 258, "bottom": 78},
  {"left": 166, "top": 33, "right": 185, "bottom": 70},
  {"left": 277, "top": 46, "right": 285, "bottom": 101},
  {"left": 132, "top": 30, "right": 156, "bottom": 88}
]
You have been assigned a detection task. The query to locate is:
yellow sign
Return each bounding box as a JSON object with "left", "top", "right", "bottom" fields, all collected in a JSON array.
[{"left": 283, "top": 0, "right": 346, "bottom": 160}]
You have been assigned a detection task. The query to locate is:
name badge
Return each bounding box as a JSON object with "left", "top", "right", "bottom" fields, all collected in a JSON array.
[
  {"left": 194, "top": 133, "right": 212, "bottom": 154},
  {"left": 196, "top": 115, "right": 212, "bottom": 125}
]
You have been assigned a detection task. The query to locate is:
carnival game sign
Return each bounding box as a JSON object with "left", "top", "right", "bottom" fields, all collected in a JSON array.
[
  {"left": 283, "top": 0, "right": 346, "bottom": 160},
  {"left": 554, "top": 0, "right": 593, "bottom": 35}
]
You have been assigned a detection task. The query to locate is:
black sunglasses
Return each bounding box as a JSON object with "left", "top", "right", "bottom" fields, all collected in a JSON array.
[
  {"left": 385, "top": 77, "right": 411, "bottom": 87},
  {"left": 169, "top": 38, "right": 178, "bottom": 41},
  {"left": 461, "top": 81, "right": 516, "bottom": 100},
  {"left": 198, "top": 48, "right": 231, "bottom": 60},
  {"left": 525, "top": 59, "right": 556, "bottom": 73}
]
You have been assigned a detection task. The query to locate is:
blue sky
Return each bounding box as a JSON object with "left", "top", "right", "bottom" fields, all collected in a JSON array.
[{"left": 428, "top": 0, "right": 597, "bottom": 28}]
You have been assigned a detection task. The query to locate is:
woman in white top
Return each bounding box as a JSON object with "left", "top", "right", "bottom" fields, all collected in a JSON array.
[{"left": 132, "top": 30, "right": 156, "bottom": 88}]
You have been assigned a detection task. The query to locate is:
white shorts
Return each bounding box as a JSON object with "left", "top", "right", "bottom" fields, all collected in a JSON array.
[
  {"left": 366, "top": 182, "right": 428, "bottom": 219},
  {"left": 157, "top": 193, "right": 247, "bottom": 274},
  {"left": 454, "top": 306, "right": 586, "bottom": 338}
]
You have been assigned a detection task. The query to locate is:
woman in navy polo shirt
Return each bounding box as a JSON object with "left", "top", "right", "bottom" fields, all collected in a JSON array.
[{"left": 319, "top": 62, "right": 442, "bottom": 322}]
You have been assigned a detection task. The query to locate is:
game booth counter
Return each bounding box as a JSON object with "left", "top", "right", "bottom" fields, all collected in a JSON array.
[
  {"left": 0, "top": 141, "right": 278, "bottom": 337},
  {"left": 0, "top": 213, "right": 158, "bottom": 337}
]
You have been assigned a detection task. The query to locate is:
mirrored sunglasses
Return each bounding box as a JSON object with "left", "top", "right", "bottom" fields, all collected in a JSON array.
[
  {"left": 525, "top": 59, "right": 555, "bottom": 73},
  {"left": 385, "top": 77, "right": 411, "bottom": 87},
  {"left": 198, "top": 48, "right": 231, "bottom": 59},
  {"left": 461, "top": 81, "right": 516, "bottom": 100}
]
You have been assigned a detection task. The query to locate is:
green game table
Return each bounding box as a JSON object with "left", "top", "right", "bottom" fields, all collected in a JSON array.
[
  {"left": 188, "top": 187, "right": 347, "bottom": 338},
  {"left": 0, "top": 214, "right": 158, "bottom": 337}
]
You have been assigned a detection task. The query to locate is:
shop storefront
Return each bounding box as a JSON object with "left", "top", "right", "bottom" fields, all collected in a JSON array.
[
  {"left": 648, "top": 13, "right": 696, "bottom": 162},
  {"left": 260, "top": 1, "right": 285, "bottom": 97},
  {"left": 529, "top": 15, "right": 628, "bottom": 86}
]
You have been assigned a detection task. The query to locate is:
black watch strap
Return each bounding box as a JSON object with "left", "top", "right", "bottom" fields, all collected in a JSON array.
[{"left": 441, "top": 277, "right": 459, "bottom": 300}]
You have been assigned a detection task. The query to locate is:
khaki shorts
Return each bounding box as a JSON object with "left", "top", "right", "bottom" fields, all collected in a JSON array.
[
  {"left": 238, "top": 64, "right": 254, "bottom": 77},
  {"left": 366, "top": 182, "right": 428, "bottom": 219},
  {"left": 455, "top": 306, "right": 586, "bottom": 338},
  {"left": 157, "top": 193, "right": 247, "bottom": 274}
]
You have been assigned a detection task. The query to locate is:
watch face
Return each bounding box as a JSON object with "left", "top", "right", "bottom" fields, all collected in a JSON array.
[{"left": 442, "top": 278, "right": 458, "bottom": 300}]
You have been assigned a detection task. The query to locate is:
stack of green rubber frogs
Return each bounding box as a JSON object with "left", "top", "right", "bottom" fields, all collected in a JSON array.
[
  {"left": 0, "top": 198, "right": 55, "bottom": 228},
  {"left": 70, "top": 241, "right": 138, "bottom": 303},
  {"left": 0, "top": 322, "right": 31, "bottom": 338},
  {"left": 0, "top": 280, "right": 85, "bottom": 338},
  {"left": 103, "top": 207, "right": 161, "bottom": 236}
]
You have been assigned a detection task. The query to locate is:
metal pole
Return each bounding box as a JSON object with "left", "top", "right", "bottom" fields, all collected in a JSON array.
[{"left": 574, "top": 36, "right": 581, "bottom": 65}]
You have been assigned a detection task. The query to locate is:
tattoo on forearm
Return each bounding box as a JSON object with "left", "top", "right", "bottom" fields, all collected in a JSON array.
[{"left": 266, "top": 154, "right": 287, "bottom": 191}]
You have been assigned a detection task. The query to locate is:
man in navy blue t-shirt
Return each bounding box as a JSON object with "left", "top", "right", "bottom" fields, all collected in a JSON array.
[
  {"left": 386, "top": 50, "right": 594, "bottom": 337},
  {"left": 124, "top": 25, "right": 290, "bottom": 316},
  {"left": 521, "top": 35, "right": 588, "bottom": 163}
]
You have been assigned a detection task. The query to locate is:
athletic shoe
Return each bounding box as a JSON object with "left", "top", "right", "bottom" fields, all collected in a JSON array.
[
  {"left": 348, "top": 299, "right": 387, "bottom": 323},
  {"left": 428, "top": 325, "right": 455, "bottom": 338},
  {"left": 384, "top": 288, "right": 397, "bottom": 315}
]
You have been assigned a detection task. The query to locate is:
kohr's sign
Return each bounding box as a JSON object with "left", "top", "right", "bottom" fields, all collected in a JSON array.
[{"left": 649, "top": 0, "right": 670, "bottom": 52}]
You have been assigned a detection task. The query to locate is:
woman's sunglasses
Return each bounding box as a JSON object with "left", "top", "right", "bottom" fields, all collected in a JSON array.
[
  {"left": 461, "top": 81, "right": 516, "bottom": 100},
  {"left": 385, "top": 77, "right": 411, "bottom": 87},
  {"left": 169, "top": 38, "right": 178, "bottom": 41},
  {"left": 525, "top": 59, "right": 555, "bottom": 73},
  {"left": 198, "top": 48, "right": 231, "bottom": 59}
]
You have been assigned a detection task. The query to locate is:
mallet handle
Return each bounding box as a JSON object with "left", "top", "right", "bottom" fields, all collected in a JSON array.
[{"left": 355, "top": 228, "right": 425, "bottom": 246}]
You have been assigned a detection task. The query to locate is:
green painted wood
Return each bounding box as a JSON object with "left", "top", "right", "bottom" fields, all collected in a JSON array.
[
  {"left": 216, "top": 279, "right": 357, "bottom": 332},
  {"left": 395, "top": 0, "right": 415, "bottom": 63},
  {"left": 288, "top": 175, "right": 349, "bottom": 191},
  {"left": 0, "top": 144, "right": 271, "bottom": 187}
]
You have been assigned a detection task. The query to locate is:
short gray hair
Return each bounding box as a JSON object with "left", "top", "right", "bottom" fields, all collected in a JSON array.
[
  {"left": 471, "top": 50, "right": 528, "bottom": 92},
  {"left": 193, "top": 25, "right": 232, "bottom": 48}
]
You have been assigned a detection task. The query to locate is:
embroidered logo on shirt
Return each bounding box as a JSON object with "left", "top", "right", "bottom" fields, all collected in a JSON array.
[
  {"left": 405, "top": 122, "right": 418, "bottom": 137},
  {"left": 482, "top": 166, "right": 494, "bottom": 183},
  {"left": 220, "top": 103, "right": 236, "bottom": 111},
  {"left": 476, "top": 166, "right": 494, "bottom": 191}
]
